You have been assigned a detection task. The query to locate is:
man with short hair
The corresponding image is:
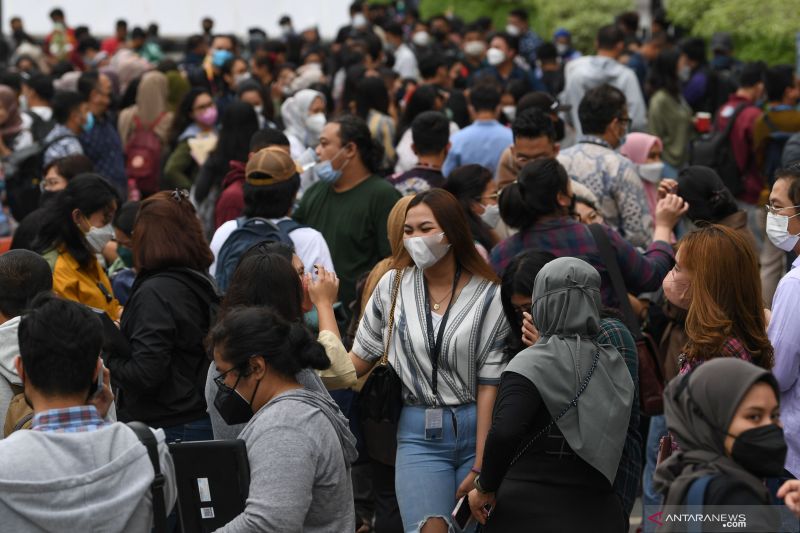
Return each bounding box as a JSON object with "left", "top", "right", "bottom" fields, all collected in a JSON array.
[
  {"left": 754, "top": 65, "right": 800, "bottom": 305},
  {"left": 496, "top": 92, "right": 569, "bottom": 187},
  {"left": 101, "top": 19, "right": 127, "bottom": 56},
  {"left": 43, "top": 90, "right": 87, "bottom": 168},
  {"left": 506, "top": 8, "right": 543, "bottom": 66},
  {"left": 561, "top": 24, "right": 646, "bottom": 134},
  {"left": 498, "top": 108, "right": 560, "bottom": 188},
  {"left": 21, "top": 73, "right": 55, "bottom": 141},
  {"left": 210, "top": 142, "right": 333, "bottom": 275},
  {"left": 558, "top": 84, "right": 652, "bottom": 247},
  {"left": 767, "top": 165, "right": 800, "bottom": 479},
  {"left": 0, "top": 294, "right": 177, "bottom": 530},
  {"left": 293, "top": 115, "right": 399, "bottom": 309},
  {"left": 389, "top": 110, "right": 449, "bottom": 195},
  {"left": 385, "top": 22, "right": 419, "bottom": 81},
  {"left": 476, "top": 32, "right": 543, "bottom": 92},
  {"left": 442, "top": 83, "right": 513, "bottom": 176},
  {"left": 78, "top": 72, "right": 126, "bottom": 196},
  {"left": 715, "top": 61, "right": 767, "bottom": 206},
  {"left": 0, "top": 250, "right": 53, "bottom": 430}
]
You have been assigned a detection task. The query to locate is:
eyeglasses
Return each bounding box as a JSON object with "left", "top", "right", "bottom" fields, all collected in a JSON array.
[
  {"left": 765, "top": 204, "right": 800, "bottom": 216},
  {"left": 171, "top": 189, "right": 190, "bottom": 202},
  {"left": 214, "top": 366, "right": 242, "bottom": 392},
  {"left": 479, "top": 192, "right": 499, "bottom": 202}
]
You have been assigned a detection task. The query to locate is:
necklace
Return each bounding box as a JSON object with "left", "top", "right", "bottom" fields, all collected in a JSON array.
[{"left": 431, "top": 289, "right": 452, "bottom": 311}]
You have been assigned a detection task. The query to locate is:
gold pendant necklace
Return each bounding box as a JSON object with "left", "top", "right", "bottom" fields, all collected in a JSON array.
[{"left": 431, "top": 290, "right": 452, "bottom": 311}]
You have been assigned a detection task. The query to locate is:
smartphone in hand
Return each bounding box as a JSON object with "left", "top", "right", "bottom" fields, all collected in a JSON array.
[{"left": 452, "top": 495, "right": 473, "bottom": 530}]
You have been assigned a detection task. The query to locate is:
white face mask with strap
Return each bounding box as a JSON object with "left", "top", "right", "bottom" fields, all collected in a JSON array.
[
  {"left": 766, "top": 207, "right": 800, "bottom": 252},
  {"left": 403, "top": 232, "right": 451, "bottom": 270}
]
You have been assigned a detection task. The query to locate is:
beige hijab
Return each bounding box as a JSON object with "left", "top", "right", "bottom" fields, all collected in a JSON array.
[{"left": 118, "top": 71, "right": 174, "bottom": 145}]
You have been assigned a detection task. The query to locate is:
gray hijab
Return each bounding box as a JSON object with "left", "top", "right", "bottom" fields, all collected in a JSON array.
[
  {"left": 653, "top": 358, "right": 777, "bottom": 507},
  {"left": 505, "top": 257, "right": 634, "bottom": 484}
]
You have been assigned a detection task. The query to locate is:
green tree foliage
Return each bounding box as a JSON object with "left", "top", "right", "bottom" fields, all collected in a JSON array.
[
  {"left": 419, "top": 0, "right": 632, "bottom": 53},
  {"left": 418, "top": 0, "right": 796, "bottom": 65},
  {"left": 666, "top": 0, "right": 796, "bottom": 65}
]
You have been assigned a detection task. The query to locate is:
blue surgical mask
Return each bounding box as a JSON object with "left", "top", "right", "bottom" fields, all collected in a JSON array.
[
  {"left": 212, "top": 48, "right": 234, "bottom": 68},
  {"left": 314, "top": 147, "right": 348, "bottom": 184},
  {"left": 82, "top": 111, "right": 95, "bottom": 132}
]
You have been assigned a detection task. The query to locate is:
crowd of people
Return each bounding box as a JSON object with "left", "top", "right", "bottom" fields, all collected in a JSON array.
[{"left": 1, "top": 2, "right": 800, "bottom": 532}]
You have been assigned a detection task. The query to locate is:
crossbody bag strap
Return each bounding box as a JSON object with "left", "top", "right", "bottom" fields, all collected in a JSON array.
[
  {"left": 588, "top": 223, "right": 642, "bottom": 338},
  {"left": 507, "top": 346, "right": 601, "bottom": 468},
  {"left": 378, "top": 268, "right": 404, "bottom": 366},
  {"left": 126, "top": 421, "right": 167, "bottom": 533}
]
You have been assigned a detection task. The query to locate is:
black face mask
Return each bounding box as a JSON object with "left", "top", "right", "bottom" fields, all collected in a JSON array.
[
  {"left": 729, "top": 424, "right": 787, "bottom": 478},
  {"left": 214, "top": 373, "right": 260, "bottom": 426}
]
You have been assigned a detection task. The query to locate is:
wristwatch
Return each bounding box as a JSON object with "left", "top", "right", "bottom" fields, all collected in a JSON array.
[{"left": 473, "top": 474, "right": 491, "bottom": 494}]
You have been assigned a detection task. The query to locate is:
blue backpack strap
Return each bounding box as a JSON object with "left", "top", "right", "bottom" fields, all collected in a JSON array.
[
  {"left": 276, "top": 218, "right": 305, "bottom": 235},
  {"left": 685, "top": 475, "right": 716, "bottom": 533}
]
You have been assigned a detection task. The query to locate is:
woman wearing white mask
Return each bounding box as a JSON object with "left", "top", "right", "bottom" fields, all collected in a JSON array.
[
  {"left": 620, "top": 132, "right": 667, "bottom": 219},
  {"left": 349, "top": 188, "right": 510, "bottom": 533},
  {"left": 281, "top": 88, "right": 327, "bottom": 160},
  {"left": 32, "top": 173, "right": 122, "bottom": 319},
  {"left": 443, "top": 164, "right": 501, "bottom": 259}
]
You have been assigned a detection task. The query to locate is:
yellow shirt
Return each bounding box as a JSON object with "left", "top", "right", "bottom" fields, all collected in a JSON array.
[{"left": 44, "top": 248, "right": 123, "bottom": 320}]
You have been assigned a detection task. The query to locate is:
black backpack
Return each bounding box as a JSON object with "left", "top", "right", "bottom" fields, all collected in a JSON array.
[
  {"left": 24, "top": 110, "right": 56, "bottom": 143},
  {"left": 689, "top": 103, "right": 751, "bottom": 196},
  {"left": 2, "top": 133, "right": 74, "bottom": 221},
  {"left": 762, "top": 113, "right": 795, "bottom": 186},
  {"left": 214, "top": 218, "right": 301, "bottom": 293}
]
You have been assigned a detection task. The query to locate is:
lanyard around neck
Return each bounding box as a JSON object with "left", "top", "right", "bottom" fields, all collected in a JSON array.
[{"left": 423, "top": 265, "right": 462, "bottom": 405}]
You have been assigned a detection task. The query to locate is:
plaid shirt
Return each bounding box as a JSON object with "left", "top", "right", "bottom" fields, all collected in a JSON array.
[
  {"left": 31, "top": 405, "right": 108, "bottom": 433},
  {"left": 598, "top": 318, "right": 641, "bottom": 518},
  {"left": 490, "top": 217, "right": 674, "bottom": 308}
]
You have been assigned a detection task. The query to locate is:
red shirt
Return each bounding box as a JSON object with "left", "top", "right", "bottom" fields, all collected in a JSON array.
[
  {"left": 214, "top": 161, "right": 245, "bottom": 228},
  {"left": 715, "top": 94, "right": 764, "bottom": 204}
]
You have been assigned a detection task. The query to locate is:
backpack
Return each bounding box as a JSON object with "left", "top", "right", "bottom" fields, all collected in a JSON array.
[
  {"left": 127, "top": 422, "right": 168, "bottom": 533},
  {"left": 125, "top": 113, "right": 167, "bottom": 198},
  {"left": 689, "top": 103, "right": 751, "bottom": 196},
  {"left": 214, "top": 218, "right": 300, "bottom": 293},
  {"left": 3, "top": 382, "right": 33, "bottom": 437},
  {"left": 3, "top": 133, "right": 75, "bottom": 220},
  {"left": 24, "top": 110, "right": 56, "bottom": 143},
  {"left": 762, "top": 113, "right": 794, "bottom": 186}
]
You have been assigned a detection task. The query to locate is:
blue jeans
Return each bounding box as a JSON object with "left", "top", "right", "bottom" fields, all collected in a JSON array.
[
  {"left": 642, "top": 415, "right": 668, "bottom": 533},
  {"left": 161, "top": 414, "right": 213, "bottom": 444},
  {"left": 395, "top": 404, "right": 477, "bottom": 533}
]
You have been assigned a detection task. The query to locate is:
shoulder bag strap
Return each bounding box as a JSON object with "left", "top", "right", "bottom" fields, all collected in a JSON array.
[
  {"left": 507, "top": 347, "right": 601, "bottom": 468},
  {"left": 379, "top": 268, "right": 404, "bottom": 366},
  {"left": 588, "top": 224, "right": 641, "bottom": 338},
  {"left": 126, "top": 421, "right": 167, "bottom": 533}
]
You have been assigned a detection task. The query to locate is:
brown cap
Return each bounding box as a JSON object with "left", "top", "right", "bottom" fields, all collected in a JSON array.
[{"left": 245, "top": 146, "right": 301, "bottom": 186}]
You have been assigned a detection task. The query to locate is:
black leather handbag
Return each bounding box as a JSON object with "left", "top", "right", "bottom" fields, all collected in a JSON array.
[{"left": 359, "top": 268, "right": 404, "bottom": 466}]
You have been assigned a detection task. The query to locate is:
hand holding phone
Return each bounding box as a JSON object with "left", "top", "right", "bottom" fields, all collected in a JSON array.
[{"left": 452, "top": 495, "right": 473, "bottom": 530}]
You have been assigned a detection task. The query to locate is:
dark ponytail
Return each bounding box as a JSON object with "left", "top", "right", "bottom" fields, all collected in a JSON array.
[
  {"left": 287, "top": 322, "right": 330, "bottom": 371},
  {"left": 207, "top": 306, "right": 330, "bottom": 379},
  {"left": 499, "top": 158, "right": 569, "bottom": 229}
]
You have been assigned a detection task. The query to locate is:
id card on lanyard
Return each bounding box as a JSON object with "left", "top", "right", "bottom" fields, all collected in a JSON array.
[{"left": 423, "top": 266, "right": 461, "bottom": 440}]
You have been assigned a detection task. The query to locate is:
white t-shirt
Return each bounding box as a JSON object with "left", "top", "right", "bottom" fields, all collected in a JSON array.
[{"left": 209, "top": 216, "right": 335, "bottom": 276}]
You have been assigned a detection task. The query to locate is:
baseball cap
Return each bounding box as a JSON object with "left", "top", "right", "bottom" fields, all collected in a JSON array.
[
  {"left": 711, "top": 32, "right": 733, "bottom": 54},
  {"left": 245, "top": 146, "right": 301, "bottom": 186}
]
